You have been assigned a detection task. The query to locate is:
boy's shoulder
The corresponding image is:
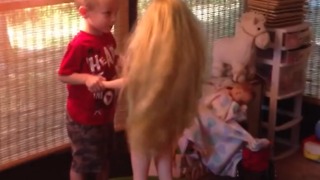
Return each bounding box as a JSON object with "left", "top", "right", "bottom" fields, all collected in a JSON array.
[
  {"left": 68, "top": 31, "right": 94, "bottom": 47},
  {"left": 69, "top": 31, "right": 116, "bottom": 47}
]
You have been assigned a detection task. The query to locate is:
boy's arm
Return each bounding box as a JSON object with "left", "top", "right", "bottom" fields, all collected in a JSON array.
[
  {"left": 58, "top": 73, "right": 93, "bottom": 84},
  {"left": 58, "top": 73, "right": 105, "bottom": 92},
  {"left": 101, "top": 78, "right": 126, "bottom": 89}
]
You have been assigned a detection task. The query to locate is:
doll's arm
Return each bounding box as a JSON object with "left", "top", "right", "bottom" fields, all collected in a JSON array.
[
  {"left": 101, "top": 78, "right": 126, "bottom": 89},
  {"left": 203, "top": 93, "right": 218, "bottom": 107},
  {"left": 115, "top": 54, "right": 126, "bottom": 75}
]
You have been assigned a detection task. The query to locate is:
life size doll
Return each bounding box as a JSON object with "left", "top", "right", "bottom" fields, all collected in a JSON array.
[{"left": 123, "top": 0, "right": 206, "bottom": 179}]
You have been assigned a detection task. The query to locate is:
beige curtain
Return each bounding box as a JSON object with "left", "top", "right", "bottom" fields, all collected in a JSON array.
[{"left": 0, "top": 0, "right": 130, "bottom": 171}]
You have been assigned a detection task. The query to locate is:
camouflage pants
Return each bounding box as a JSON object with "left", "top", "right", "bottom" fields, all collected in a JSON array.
[{"left": 66, "top": 115, "right": 114, "bottom": 174}]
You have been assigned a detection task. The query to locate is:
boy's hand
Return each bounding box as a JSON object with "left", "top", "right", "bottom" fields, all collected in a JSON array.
[{"left": 85, "top": 75, "right": 106, "bottom": 93}]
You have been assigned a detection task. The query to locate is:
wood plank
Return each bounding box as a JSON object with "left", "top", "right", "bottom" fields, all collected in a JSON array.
[
  {"left": 0, "top": 0, "right": 73, "bottom": 11},
  {"left": 0, "top": 144, "right": 70, "bottom": 172}
]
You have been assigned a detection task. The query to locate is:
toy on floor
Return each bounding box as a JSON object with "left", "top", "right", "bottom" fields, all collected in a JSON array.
[
  {"left": 303, "top": 135, "right": 320, "bottom": 162},
  {"left": 238, "top": 146, "right": 276, "bottom": 180},
  {"left": 242, "top": 146, "right": 271, "bottom": 172},
  {"left": 211, "top": 11, "right": 270, "bottom": 82},
  {"left": 316, "top": 119, "right": 320, "bottom": 140},
  {"left": 303, "top": 120, "right": 320, "bottom": 162},
  {"left": 123, "top": 0, "right": 206, "bottom": 180}
]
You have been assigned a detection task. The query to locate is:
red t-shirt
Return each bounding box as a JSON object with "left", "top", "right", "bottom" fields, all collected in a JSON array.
[{"left": 58, "top": 31, "right": 117, "bottom": 125}]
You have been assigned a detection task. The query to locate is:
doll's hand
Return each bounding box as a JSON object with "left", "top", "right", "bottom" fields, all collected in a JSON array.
[
  {"left": 85, "top": 75, "right": 106, "bottom": 93},
  {"left": 240, "top": 105, "right": 248, "bottom": 112}
]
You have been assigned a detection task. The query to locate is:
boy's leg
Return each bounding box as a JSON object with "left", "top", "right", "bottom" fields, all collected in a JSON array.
[
  {"left": 66, "top": 117, "right": 113, "bottom": 180},
  {"left": 154, "top": 148, "right": 173, "bottom": 180},
  {"left": 70, "top": 168, "right": 84, "bottom": 180},
  {"left": 96, "top": 163, "right": 109, "bottom": 180},
  {"left": 96, "top": 121, "right": 114, "bottom": 180},
  {"left": 130, "top": 149, "right": 151, "bottom": 180},
  {"left": 69, "top": 142, "right": 84, "bottom": 180},
  {"left": 66, "top": 117, "right": 87, "bottom": 180}
]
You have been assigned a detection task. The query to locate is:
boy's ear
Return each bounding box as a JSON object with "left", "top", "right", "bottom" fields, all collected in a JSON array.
[{"left": 78, "top": 6, "right": 88, "bottom": 18}]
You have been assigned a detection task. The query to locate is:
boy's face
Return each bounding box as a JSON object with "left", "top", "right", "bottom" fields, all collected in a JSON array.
[{"left": 84, "top": 0, "right": 119, "bottom": 34}]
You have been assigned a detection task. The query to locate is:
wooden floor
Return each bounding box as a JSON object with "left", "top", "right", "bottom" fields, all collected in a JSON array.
[
  {"left": 276, "top": 150, "right": 320, "bottom": 180},
  {"left": 1, "top": 102, "right": 320, "bottom": 180},
  {"left": 0, "top": 147, "right": 319, "bottom": 180},
  {"left": 0, "top": 131, "right": 133, "bottom": 180}
]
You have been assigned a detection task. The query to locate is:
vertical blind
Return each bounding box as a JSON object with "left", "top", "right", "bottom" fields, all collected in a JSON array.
[
  {"left": 137, "top": 0, "right": 244, "bottom": 76},
  {"left": 305, "top": 0, "right": 320, "bottom": 98},
  {"left": 0, "top": 0, "right": 129, "bottom": 171},
  {"left": 0, "top": 2, "right": 76, "bottom": 170},
  {"left": 138, "top": 0, "right": 320, "bottom": 99}
]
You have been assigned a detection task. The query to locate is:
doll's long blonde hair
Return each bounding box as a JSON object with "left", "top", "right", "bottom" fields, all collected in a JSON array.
[{"left": 124, "top": 0, "right": 206, "bottom": 154}]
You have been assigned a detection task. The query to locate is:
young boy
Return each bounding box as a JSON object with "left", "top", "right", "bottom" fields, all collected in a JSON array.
[{"left": 58, "top": 0, "right": 120, "bottom": 179}]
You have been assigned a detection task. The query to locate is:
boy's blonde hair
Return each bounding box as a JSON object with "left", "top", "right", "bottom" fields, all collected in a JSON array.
[
  {"left": 124, "top": 0, "right": 206, "bottom": 154},
  {"left": 74, "top": 0, "right": 98, "bottom": 9}
]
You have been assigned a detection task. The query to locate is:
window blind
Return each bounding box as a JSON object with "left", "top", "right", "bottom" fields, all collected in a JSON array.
[
  {"left": 137, "top": 0, "right": 244, "bottom": 77},
  {"left": 0, "top": 0, "right": 129, "bottom": 171},
  {"left": 137, "top": 0, "right": 320, "bottom": 100},
  {"left": 305, "top": 0, "right": 320, "bottom": 99}
]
